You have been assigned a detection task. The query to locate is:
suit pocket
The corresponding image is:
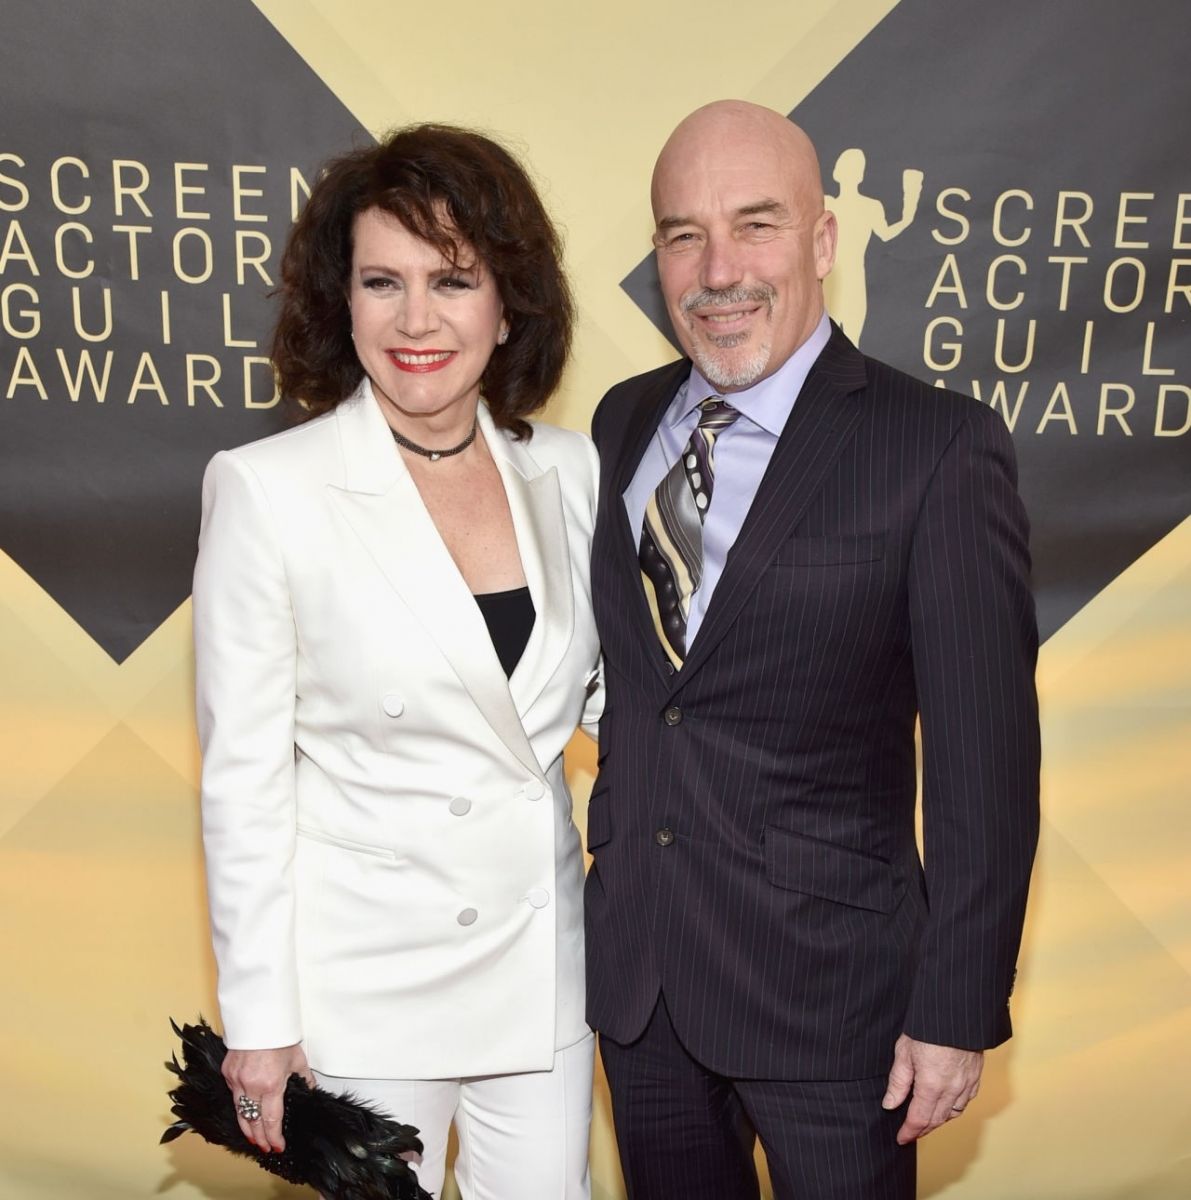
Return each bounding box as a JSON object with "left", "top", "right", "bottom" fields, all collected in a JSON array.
[
  {"left": 763, "top": 825, "right": 902, "bottom": 913},
  {"left": 774, "top": 533, "right": 885, "bottom": 566},
  {"left": 296, "top": 824, "right": 398, "bottom": 860},
  {"left": 585, "top": 785, "right": 612, "bottom": 851}
]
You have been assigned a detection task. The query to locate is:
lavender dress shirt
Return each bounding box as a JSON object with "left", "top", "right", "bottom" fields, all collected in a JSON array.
[{"left": 623, "top": 312, "right": 832, "bottom": 646}]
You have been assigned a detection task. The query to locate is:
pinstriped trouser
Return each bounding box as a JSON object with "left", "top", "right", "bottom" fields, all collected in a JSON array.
[{"left": 600, "top": 999, "right": 915, "bottom": 1200}]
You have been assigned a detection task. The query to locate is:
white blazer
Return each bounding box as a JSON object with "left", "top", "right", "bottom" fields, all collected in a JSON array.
[{"left": 194, "top": 380, "right": 602, "bottom": 1079}]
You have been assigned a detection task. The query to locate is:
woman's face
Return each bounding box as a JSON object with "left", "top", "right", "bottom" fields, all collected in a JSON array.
[{"left": 348, "top": 206, "right": 507, "bottom": 426}]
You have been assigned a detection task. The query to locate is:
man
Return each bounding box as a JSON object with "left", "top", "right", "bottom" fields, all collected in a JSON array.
[{"left": 584, "top": 100, "right": 1039, "bottom": 1199}]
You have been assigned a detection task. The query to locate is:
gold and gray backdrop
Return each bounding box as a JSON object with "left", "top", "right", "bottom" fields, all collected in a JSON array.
[{"left": 1, "top": 1, "right": 1188, "bottom": 1196}]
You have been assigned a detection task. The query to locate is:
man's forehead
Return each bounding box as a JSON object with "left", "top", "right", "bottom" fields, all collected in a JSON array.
[{"left": 654, "top": 158, "right": 801, "bottom": 215}]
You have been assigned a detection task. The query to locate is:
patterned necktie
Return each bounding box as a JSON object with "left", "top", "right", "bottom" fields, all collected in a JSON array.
[{"left": 639, "top": 398, "right": 741, "bottom": 667}]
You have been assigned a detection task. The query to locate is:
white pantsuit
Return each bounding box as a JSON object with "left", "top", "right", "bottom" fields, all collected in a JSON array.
[{"left": 193, "top": 380, "right": 601, "bottom": 1189}]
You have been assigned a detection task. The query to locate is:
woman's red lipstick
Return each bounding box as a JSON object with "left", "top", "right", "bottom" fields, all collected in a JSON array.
[{"left": 387, "top": 349, "right": 456, "bottom": 373}]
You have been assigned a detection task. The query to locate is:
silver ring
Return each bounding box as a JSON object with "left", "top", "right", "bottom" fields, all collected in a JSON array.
[{"left": 237, "top": 1094, "right": 262, "bottom": 1122}]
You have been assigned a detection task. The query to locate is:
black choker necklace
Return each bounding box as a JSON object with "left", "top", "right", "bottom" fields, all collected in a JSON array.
[{"left": 390, "top": 420, "right": 477, "bottom": 462}]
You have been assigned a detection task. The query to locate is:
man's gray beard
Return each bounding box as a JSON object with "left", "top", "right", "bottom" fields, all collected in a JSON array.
[{"left": 690, "top": 332, "right": 772, "bottom": 390}]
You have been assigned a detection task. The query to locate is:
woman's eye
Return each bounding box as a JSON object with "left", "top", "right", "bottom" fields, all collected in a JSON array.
[
  {"left": 437, "top": 275, "right": 474, "bottom": 290},
  {"left": 362, "top": 277, "right": 394, "bottom": 290}
]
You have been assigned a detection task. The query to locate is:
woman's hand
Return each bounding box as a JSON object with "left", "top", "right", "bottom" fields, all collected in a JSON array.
[{"left": 221, "top": 1043, "right": 314, "bottom": 1153}]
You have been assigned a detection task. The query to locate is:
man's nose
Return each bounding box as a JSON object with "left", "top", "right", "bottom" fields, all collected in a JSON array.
[{"left": 700, "top": 234, "right": 744, "bottom": 292}]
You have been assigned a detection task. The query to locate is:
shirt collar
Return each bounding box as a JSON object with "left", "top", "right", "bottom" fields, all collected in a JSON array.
[{"left": 670, "top": 311, "right": 832, "bottom": 436}]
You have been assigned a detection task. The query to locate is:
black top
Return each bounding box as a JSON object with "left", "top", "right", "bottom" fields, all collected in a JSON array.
[{"left": 474, "top": 586, "right": 536, "bottom": 678}]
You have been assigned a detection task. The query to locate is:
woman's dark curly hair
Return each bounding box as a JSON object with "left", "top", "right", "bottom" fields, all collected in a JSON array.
[{"left": 271, "top": 124, "right": 574, "bottom": 438}]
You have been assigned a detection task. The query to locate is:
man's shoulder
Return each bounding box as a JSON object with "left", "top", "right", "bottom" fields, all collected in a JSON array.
[
  {"left": 857, "top": 350, "right": 993, "bottom": 431},
  {"left": 591, "top": 358, "right": 688, "bottom": 445}
]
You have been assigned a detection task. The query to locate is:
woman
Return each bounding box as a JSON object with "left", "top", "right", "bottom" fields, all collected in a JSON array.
[{"left": 193, "top": 125, "right": 600, "bottom": 1198}]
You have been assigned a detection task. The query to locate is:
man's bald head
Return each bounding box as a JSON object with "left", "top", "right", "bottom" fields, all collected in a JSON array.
[
  {"left": 651, "top": 100, "right": 825, "bottom": 220},
  {"left": 649, "top": 100, "right": 836, "bottom": 392}
]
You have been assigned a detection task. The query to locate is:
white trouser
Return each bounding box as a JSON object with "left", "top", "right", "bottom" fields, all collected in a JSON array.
[{"left": 313, "top": 1031, "right": 594, "bottom": 1199}]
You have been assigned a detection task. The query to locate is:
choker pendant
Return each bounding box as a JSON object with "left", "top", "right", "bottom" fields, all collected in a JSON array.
[{"left": 389, "top": 420, "right": 478, "bottom": 461}]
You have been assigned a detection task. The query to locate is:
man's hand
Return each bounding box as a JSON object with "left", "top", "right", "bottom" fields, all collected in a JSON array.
[
  {"left": 881, "top": 1034, "right": 983, "bottom": 1144},
  {"left": 222, "top": 1043, "right": 314, "bottom": 1153}
]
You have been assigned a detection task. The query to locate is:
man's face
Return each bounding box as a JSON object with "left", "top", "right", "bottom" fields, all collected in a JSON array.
[{"left": 652, "top": 128, "right": 836, "bottom": 392}]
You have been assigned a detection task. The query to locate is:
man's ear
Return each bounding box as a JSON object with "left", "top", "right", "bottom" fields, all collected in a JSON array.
[{"left": 815, "top": 210, "right": 838, "bottom": 280}]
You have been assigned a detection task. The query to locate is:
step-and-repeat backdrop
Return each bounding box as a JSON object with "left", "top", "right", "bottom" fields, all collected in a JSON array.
[{"left": 1, "top": 2, "right": 1187, "bottom": 1196}]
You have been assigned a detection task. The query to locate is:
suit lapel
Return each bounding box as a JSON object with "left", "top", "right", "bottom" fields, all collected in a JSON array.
[
  {"left": 609, "top": 360, "right": 690, "bottom": 504},
  {"left": 677, "top": 327, "right": 868, "bottom": 682},
  {"left": 478, "top": 405, "right": 574, "bottom": 721},
  {"left": 325, "top": 383, "right": 542, "bottom": 777},
  {"left": 604, "top": 360, "right": 691, "bottom": 680}
]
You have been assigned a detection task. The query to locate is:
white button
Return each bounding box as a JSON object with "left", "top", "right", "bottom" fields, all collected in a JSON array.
[
  {"left": 526, "top": 888, "right": 550, "bottom": 909},
  {"left": 449, "top": 796, "right": 472, "bottom": 816},
  {"left": 524, "top": 779, "right": 546, "bottom": 800},
  {"left": 457, "top": 907, "right": 478, "bottom": 926},
  {"left": 381, "top": 694, "right": 404, "bottom": 717}
]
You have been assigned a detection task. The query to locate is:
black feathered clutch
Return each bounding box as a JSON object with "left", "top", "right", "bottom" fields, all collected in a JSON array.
[{"left": 161, "top": 1018, "right": 433, "bottom": 1199}]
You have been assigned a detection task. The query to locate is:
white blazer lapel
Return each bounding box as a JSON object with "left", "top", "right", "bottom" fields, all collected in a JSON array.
[
  {"left": 479, "top": 405, "right": 575, "bottom": 720},
  {"left": 325, "top": 383, "right": 542, "bottom": 777}
]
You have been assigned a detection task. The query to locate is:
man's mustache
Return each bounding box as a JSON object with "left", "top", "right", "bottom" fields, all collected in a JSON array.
[{"left": 681, "top": 285, "right": 776, "bottom": 313}]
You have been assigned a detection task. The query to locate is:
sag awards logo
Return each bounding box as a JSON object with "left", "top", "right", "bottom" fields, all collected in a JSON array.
[
  {"left": 824, "top": 151, "right": 1191, "bottom": 441},
  {"left": 622, "top": 0, "right": 1190, "bottom": 640},
  {"left": 0, "top": 154, "right": 305, "bottom": 411},
  {"left": 0, "top": 0, "right": 363, "bottom": 662}
]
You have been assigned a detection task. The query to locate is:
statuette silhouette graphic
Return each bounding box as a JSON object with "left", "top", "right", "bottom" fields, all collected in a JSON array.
[{"left": 825, "top": 148, "right": 923, "bottom": 343}]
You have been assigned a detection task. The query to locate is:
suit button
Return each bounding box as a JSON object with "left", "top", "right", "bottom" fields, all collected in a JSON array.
[
  {"left": 381, "top": 693, "right": 404, "bottom": 717},
  {"left": 456, "top": 907, "right": 478, "bottom": 926},
  {"left": 655, "top": 827, "right": 675, "bottom": 847},
  {"left": 663, "top": 706, "right": 682, "bottom": 726},
  {"left": 524, "top": 778, "right": 546, "bottom": 801},
  {"left": 663, "top": 661, "right": 675, "bottom": 676},
  {"left": 526, "top": 887, "right": 550, "bottom": 909},
  {"left": 449, "top": 796, "right": 472, "bottom": 816}
]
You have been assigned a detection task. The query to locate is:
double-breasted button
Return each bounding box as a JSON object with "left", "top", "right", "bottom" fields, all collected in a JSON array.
[
  {"left": 524, "top": 779, "right": 546, "bottom": 801},
  {"left": 655, "top": 827, "right": 675, "bottom": 847},
  {"left": 526, "top": 888, "right": 550, "bottom": 909},
  {"left": 381, "top": 694, "right": 404, "bottom": 717},
  {"left": 663, "top": 706, "right": 683, "bottom": 726},
  {"left": 457, "top": 907, "right": 478, "bottom": 926},
  {"left": 449, "top": 796, "right": 472, "bottom": 817}
]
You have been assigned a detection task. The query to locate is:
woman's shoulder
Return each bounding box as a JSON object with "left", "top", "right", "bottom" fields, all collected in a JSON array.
[{"left": 205, "top": 404, "right": 342, "bottom": 488}]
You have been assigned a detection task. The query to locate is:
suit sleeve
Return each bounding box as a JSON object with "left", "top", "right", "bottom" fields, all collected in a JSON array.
[
  {"left": 193, "top": 450, "right": 302, "bottom": 1049},
  {"left": 904, "top": 404, "right": 1041, "bottom": 1050}
]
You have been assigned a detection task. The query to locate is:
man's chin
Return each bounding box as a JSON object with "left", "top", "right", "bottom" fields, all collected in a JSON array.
[{"left": 691, "top": 343, "right": 771, "bottom": 392}]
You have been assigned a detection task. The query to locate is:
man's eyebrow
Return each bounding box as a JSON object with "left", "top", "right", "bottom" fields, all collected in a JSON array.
[
  {"left": 736, "top": 199, "right": 789, "bottom": 219},
  {"left": 656, "top": 214, "right": 693, "bottom": 233}
]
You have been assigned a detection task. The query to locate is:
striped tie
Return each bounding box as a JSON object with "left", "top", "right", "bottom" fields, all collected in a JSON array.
[{"left": 639, "top": 398, "right": 741, "bottom": 667}]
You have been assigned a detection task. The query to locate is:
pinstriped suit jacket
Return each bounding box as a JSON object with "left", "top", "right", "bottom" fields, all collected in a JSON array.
[{"left": 584, "top": 324, "right": 1040, "bottom": 1080}]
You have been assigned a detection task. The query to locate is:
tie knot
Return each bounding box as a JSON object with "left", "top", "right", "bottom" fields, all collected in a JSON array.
[{"left": 697, "top": 397, "right": 740, "bottom": 431}]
